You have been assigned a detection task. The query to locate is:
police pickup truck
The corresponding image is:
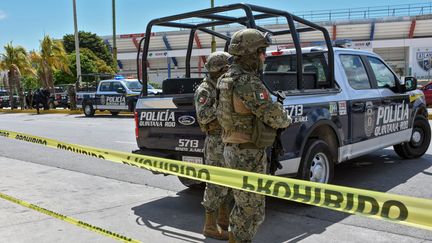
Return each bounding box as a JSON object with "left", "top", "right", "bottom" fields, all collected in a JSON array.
[
  {"left": 133, "top": 4, "right": 430, "bottom": 187},
  {"left": 76, "top": 78, "right": 161, "bottom": 117}
]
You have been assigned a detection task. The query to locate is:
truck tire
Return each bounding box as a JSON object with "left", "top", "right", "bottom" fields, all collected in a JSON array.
[
  {"left": 83, "top": 103, "right": 95, "bottom": 117},
  {"left": 393, "top": 115, "right": 431, "bottom": 159},
  {"left": 110, "top": 111, "right": 119, "bottom": 116},
  {"left": 298, "top": 139, "right": 334, "bottom": 183},
  {"left": 178, "top": 176, "right": 205, "bottom": 189}
]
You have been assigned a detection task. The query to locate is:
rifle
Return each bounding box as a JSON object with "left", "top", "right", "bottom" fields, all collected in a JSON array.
[{"left": 270, "top": 90, "right": 286, "bottom": 175}]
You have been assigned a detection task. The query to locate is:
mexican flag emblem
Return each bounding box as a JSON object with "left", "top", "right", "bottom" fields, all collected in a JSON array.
[
  {"left": 256, "top": 90, "right": 269, "bottom": 101},
  {"left": 198, "top": 96, "right": 207, "bottom": 104}
]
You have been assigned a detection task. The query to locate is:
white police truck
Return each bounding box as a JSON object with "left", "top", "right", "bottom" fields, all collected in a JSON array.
[
  {"left": 132, "top": 4, "right": 430, "bottom": 187},
  {"left": 76, "top": 78, "right": 161, "bottom": 117}
]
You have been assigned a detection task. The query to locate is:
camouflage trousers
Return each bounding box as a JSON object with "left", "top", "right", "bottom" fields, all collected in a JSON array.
[
  {"left": 202, "top": 134, "right": 231, "bottom": 212},
  {"left": 224, "top": 144, "right": 267, "bottom": 242}
]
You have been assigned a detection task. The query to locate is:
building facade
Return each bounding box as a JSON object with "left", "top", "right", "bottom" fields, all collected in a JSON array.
[{"left": 103, "top": 2, "right": 432, "bottom": 83}]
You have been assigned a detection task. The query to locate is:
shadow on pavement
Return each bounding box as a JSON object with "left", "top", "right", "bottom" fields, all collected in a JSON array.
[
  {"left": 132, "top": 189, "right": 208, "bottom": 243},
  {"left": 131, "top": 149, "right": 432, "bottom": 242}
]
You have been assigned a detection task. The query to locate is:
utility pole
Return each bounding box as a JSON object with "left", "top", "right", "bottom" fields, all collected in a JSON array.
[
  {"left": 211, "top": 0, "right": 216, "bottom": 52},
  {"left": 112, "top": 0, "right": 117, "bottom": 70},
  {"left": 72, "top": 0, "right": 81, "bottom": 90}
]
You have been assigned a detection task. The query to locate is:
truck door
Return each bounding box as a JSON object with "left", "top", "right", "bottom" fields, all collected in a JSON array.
[
  {"left": 97, "top": 81, "right": 127, "bottom": 110},
  {"left": 340, "top": 54, "right": 382, "bottom": 149},
  {"left": 111, "top": 81, "right": 128, "bottom": 110},
  {"left": 365, "top": 56, "right": 411, "bottom": 143}
]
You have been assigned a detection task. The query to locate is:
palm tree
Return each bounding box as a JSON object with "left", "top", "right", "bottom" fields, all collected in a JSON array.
[
  {"left": 0, "top": 42, "right": 35, "bottom": 109},
  {"left": 31, "top": 35, "right": 70, "bottom": 94}
]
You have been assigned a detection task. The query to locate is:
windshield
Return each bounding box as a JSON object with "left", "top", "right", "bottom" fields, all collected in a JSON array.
[{"left": 124, "top": 81, "right": 142, "bottom": 91}]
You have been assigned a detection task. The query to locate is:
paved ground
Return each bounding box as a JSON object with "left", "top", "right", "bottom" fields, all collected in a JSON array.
[{"left": 0, "top": 112, "right": 431, "bottom": 242}]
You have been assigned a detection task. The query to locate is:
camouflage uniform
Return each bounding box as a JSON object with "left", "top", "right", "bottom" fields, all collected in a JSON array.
[
  {"left": 217, "top": 29, "right": 291, "bottom": 242},
  {"left": 195, "top": 75, "right": 230, "bottom": 211},
  {"left": 195, "top": 52, "right": 232, "bottom": 240}
]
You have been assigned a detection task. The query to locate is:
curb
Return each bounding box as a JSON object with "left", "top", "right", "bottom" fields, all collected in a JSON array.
[{"left": 0, "top": 109, "right": 132, "bottom": 115}]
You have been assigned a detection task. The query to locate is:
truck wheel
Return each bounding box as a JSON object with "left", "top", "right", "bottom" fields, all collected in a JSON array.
[
  {"left": 298, "top": 139, "right": 334, "bottom": 183},
  {"left": 110, "top": 111, "right": 119, "bottom": 116},
  {"left": 83, "top": 103, "right": 95, "bottom": 117},
  {"left": 178, "top": 176, "right": 205, "bottom": 189},
  {"left": 393, "top": 116, "right": 431, "bottom": 159}
]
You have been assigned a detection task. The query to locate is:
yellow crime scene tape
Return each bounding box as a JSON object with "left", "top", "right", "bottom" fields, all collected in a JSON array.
[
  {"left": 0, "top": 129, "right": 432, "bottom": 232},
  {"left": 0, "top": 191, "right": 140, "bottom": 242}
]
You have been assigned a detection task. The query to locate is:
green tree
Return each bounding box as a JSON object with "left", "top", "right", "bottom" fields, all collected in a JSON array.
[
  {"left": 54, "top": 48, "right": 115, "bottom": 85},
  {"left": 30, "top": 35, "right": 70, "bottom": 93},
  {"left": 63, "top": 31, "right": 115, "bottom": 69},
  {"left": 21, "top": 75, "right": 40, "bottom": 90},
  {"left": 0, "top": 42, "right": 35, "bottom": 109}
]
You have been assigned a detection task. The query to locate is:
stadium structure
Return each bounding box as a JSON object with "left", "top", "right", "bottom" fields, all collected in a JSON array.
[{"left": 102, "top": 2, "right": 432, "bottom": 83}]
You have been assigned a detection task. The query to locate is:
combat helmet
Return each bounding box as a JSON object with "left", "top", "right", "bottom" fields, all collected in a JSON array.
[
  {"left": 228, "top": 29, "right": 271, "bottom": 56},
  {"left": 204, "top": 51, "right": 231, "bottom": 73}
]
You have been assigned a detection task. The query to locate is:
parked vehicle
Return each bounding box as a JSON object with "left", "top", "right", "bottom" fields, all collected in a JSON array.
[
  {"left": 0, "top": 90, "right": 19, "bottom": 108},
  {"left": 50, "top": 86, "right": 70, "bottom": 109},
  {"left": 132, "top": 4, "right": 430, "bottom": 187},
  {"left": 76, "top": 78, "right": 161, "bottom": 117},
  {"left": 420, "top": 81, "right": 432, "bottom": 106}
]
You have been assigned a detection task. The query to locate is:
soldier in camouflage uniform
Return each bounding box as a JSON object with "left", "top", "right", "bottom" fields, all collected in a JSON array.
[
  {"left": 216, "top": 29, "right": 292, "bottom": 242},
  {"left": 195, "top": 51, "right": 232, "bottom": 240}
]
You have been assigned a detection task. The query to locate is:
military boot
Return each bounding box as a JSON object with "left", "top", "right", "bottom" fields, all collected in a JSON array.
[
  {"left": 203, "top": 211, "right": 229, "bottom": 240},
  {"left": 217, "top": 204, "right": 230, "bottom": 231}
]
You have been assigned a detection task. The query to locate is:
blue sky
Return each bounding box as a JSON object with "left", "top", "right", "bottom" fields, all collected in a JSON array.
[{"left": 0, "top": 0, "right": 428, "bottom": 52}]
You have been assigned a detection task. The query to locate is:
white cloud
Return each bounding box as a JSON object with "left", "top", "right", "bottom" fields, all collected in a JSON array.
[{"left": 0, "top": 10, "right": 6, "bottom": 20}]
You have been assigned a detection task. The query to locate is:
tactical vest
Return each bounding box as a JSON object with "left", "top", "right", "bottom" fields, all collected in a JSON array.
[
  {"left": 217, "top": 71, "right": 255, "bottom": 144},
  {"left": 217, "top": 68, "right": 277, "bottom": 148},
  {"left": 197, "top": 79, "right": 222, "bottom": 133}
]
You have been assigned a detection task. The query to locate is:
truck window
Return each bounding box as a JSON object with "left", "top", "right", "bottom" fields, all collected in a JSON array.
[
  {"left": 124, "top": 81, "right": 142, "bottom": 92},
  {"left": 99, "top": 82, "right": 112, "bottom": 92},
  {"left": 264, "top": 53, "right": 328, "bottom": 82},
  {"left": 112, "top": 82, "right": 124, "bottom": 91},
  {"left": 367, "top": 56, "right": 396, "bottom": 89},
  {"left": 340, "top": 55, "right": 371, "bottom": 90}
]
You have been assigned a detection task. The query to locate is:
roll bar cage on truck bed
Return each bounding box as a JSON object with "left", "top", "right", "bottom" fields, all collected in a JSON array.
[{"left": 136, "top": 3, "right": 335, "bottom": 96}]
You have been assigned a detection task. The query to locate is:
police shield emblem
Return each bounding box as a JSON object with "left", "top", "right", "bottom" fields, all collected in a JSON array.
[
  {"left": 100, "top": 95, "right": 106, "bottom": 105},
  {"left": 416, "top": 50, "right": 432, "bottom": 72},
  {"left": 364, "top": 101, "right": 375, "bottom": 137}
]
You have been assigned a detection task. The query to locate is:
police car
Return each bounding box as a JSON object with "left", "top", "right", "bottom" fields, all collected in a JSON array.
[
  {"left": 132, "top": 4, "right": 430, "bottom": 187},
  {"left": 76, "top": 77, "right": 161, "bottom": 117}
]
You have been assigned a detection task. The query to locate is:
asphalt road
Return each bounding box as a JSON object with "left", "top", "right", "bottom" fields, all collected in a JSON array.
[{"left": 0, "top": 112, "right": 431, "bottom": 242}]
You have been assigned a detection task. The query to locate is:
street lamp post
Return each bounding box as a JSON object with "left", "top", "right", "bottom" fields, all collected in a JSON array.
[
  {"left": 211, "top": 0, "right": 216, "bottom": 53},
  {"left": 112, "top": 0, "right": 117, "bottom": 70},
  {"left": 72, "top": 0, "right": 81, "bottom": 90}
]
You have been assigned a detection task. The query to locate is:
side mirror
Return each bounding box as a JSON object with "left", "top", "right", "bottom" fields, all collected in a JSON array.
[
  {"left": 404, "top": 76, "right": 417, "bottom": 92},
  {"left": 116, "top": 87, "right": 126, "bottom": 93}
]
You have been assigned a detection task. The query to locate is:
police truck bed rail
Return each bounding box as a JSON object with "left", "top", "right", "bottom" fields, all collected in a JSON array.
[{"left": 138, "top": 3, "right": 335, "bottom": 96}]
